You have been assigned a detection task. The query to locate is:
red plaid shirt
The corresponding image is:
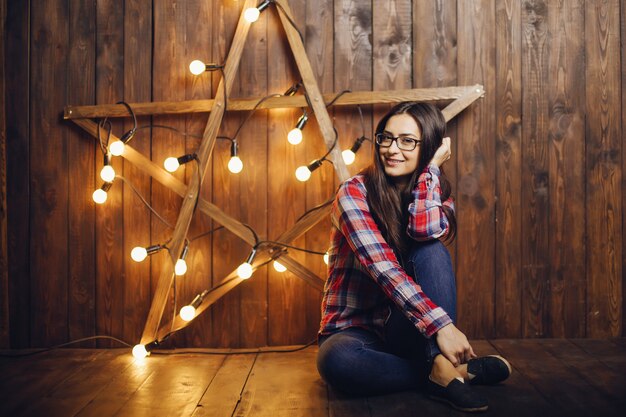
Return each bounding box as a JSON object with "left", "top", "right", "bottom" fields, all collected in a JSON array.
[{"left": 320, "top": 164, "right": 454, "bottom": 338}]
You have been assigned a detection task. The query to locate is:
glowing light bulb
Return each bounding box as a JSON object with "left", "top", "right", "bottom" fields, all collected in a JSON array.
[
  {"left": 287, "top": 128, "right": 303, "bottom": 145},
  {"left": 295, "top": 166, "right": 311, "bottom": 182},
  {"left": 189, "top": 60, "right": 206, "bottom": 75},
  {"left": 164, "top": 157, "right": 180, "bottom": 173},
  {"left": 237, "top": 262, "right": 253, "bottom": 279},
  {"left": 109, "top": 140, "right": 125, "bottom": 156},
  {"left": 175, "top": 259, "right": 188, "bottom": 276},
  {"left": 132, "top": 344, "right": 149, "bottom": 359},
  {"left": 273, "top": 260, "right": 287, "bottom": 272},
  {"left": 100, "top": 165, "right": 115, "bottom": 182},
  {"left": 342, "top": 149, "right": 356, "bottom": 165},
  {"left": 323, "top": 252, "right": 329, "bottom": 265},
  {"left": 228, "top": 156, "right": 243, "bottom": 174},
  {"left": 180, "top": 305, "right": 196, "bottom": 322},
  {"left": 131, "top": 246, "right": 148, "bottom": 262},
  {"left": 244, "top": 7, "right": 260, "bottom": 22},
  {"left": 92, "top": 189, "right": 108, "bottom": 204}
]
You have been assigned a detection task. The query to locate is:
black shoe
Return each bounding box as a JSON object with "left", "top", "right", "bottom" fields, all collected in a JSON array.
[
  {"left": 467, "top": 355, "right": 512, "bottom": 385},
  {"left": 427, "top": 377, "right": 488, "bottom": 412}
]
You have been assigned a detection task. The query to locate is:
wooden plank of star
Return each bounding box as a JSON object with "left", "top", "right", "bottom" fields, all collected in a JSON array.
[
  {"left": 63, "top": 86, "right": 477, "bottom": 119},
  {"left": 139, "top": 0, "right": 259, "bottom": 346}
]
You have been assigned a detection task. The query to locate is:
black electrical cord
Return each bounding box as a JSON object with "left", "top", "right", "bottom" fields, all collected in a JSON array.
[
  {"left": 231, "top": 93, "right": 283, "bottom": 141},
  {"left": 272, "top": 0, "right": 305, "bottom": 45},
  {"left": 115, "top": 175, "right": 174, "bottom": 229},
  {"left": 256, "top": 240, "right": 326, "bottom": 256}
]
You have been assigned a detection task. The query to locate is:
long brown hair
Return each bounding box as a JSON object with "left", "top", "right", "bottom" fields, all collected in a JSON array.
[{"left": 363, "top": 102, "right": 456, "bottom": 256}]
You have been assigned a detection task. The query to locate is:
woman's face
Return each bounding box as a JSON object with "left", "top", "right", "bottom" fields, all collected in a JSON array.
[{"left": 378, "top": 113, "right": 421, "bottom": 185}]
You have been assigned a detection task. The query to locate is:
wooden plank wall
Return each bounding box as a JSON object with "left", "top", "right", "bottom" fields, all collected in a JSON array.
[{"left": 2, "top": 0, "right": 624, "bottom": 348}]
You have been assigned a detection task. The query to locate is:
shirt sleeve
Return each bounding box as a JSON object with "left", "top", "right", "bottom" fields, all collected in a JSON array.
[
  {"left": 331, "top": 178, "right": 452, "bottom": 337},
  {"left": 407, "top": 164, "right": 455, "bottom": 241}
]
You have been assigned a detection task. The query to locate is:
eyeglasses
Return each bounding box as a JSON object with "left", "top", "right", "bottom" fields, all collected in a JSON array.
[{"left": 375, "top": 133, "right": 422, "bottom": 151}]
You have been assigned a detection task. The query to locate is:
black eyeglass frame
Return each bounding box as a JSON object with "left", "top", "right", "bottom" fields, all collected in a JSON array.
[{"left": 375, "top": 133, "right": 422, "bottom": 151}]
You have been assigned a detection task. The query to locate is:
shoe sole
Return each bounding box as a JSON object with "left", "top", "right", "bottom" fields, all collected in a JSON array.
[{"left": 428, "top": 394, "right": 489, "bottom": 413}]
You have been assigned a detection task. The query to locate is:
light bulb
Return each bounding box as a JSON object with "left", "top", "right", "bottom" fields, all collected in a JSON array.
[
  {"left": 189, "top": 60, "right": 206, "bottom": 75},
  {"left": 175, "top": 259, "right": 188, "bottom": 276},
  {"left": 100, "top": 165, "right": 115, "bottom": 182},
  {"left": 132, "top": 344, "right": 149, "bottom": 359},
  {"left": 92, "top": 188, "right": 108, "bottom": 204},
  {"left": 323, "top": 252, "right": 329, "bottom": 265},
  {"left": 228, "top": 156, "right": 243, "bottom": 173},
  {"left": 180, "top": 305, "right": 196, "bottom": 322},
  {"left": 295, "top": 166, "right": 312, "bottom": 182},
  {"left": 287, "top": 128, "right": 303, "bottom": 145},
  {"left": 237, "top": 262, "right": 253, "bottom": 279},
  {"left": 342, "top": 149, "right": 356, "bottom": 165},
  {"left": 109, "top": 140, "right": 125, "bottom": 156},
  {"left": 131, "top": 246, "right": 148, "bottom": 262},
  {"left": 164, "top": 157, "right": 180, "bottom": 173},
  {"left": 273, "top": 260, "right": 287, "bottom": 272},
  {"left": 244, "top": 7, "right": 260, "bottom": 22}
]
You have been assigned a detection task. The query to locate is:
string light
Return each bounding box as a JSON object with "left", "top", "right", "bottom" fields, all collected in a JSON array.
[
  {"left": 92, "top": 182, "right": 113, "bottom": 204},
  {"left": 108, "top": 102, "right": 137, "bottom": 156},
  {"left": 323, "top": 251, "right": 329, "bottom": 265},
  {"left": 295, "top": 159, "right": 323, "bottom": 182},
  {"left": 288, "top": 113, "right": 308, "bottom": 145},
  {"left": 174, "top": 242, "right": 189, "bottom": 276},
  {"left": 237, "top": 248, "right": 257, "bottom": 279},
  {"left": 342, "top": 136, "right": 367, "bottom": 166},
  {"left": 100, "top": 153, "right": 115, "bottom": 182},
  {"left": 131, "top": 340, "right": 159, "bottom": 359},
  {"left": 179, "top": 290, "right": 209, "bottom": 322},
  {"left": 131, "top": 244, "right": 163, "bottom": 262},
  {"left": 188, "top": 60, "right": 224, "bottom": 76},
  {"left": 244, "top": 0, "right": 271, "bottom": 23},
  {"left": 164, "top": 153, "right": 197, "bottom": 173},
  {"left": 227, "top": 141, "right": 243, "bottom": 174},
  {"left": 273, "top": 260, "right": 287, "bottom": 272}
]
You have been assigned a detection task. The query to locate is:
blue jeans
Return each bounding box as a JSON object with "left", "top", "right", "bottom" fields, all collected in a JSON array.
[{"left": 317, "top": 240, "right": 457, "bottom": 395}]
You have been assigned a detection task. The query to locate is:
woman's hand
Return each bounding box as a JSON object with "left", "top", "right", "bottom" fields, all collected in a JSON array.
[
  {"left": 431, "top": 137, "right": 451, "bottom": 167},
  {"left": 435, "top": 323, "right": 476, "bottom": 367}
]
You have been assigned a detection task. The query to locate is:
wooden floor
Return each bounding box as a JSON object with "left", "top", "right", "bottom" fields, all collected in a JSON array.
[{"left": 1, "top": 339, "right": 625, "bottom": 417}]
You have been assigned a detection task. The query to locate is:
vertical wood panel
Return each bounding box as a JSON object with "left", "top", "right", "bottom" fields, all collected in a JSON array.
[
  {"left": 237, "top": 0, "right": 269, "bottom": 347},
  {"left": 547, "top": 0, "right": 586, "bottom": 337},
  {"left": 413, "top": 0, "right": 459, "bottom": 269},
  {"left": 67, "top": 0, "right": 96, "bottom": 345},
  {"left": 178, "top": 0, "right": 213, "bottom": 347},
  {"left": 495, "top": 0, "right": 522, "bottom": 337},
  {"left": 122, "top": 0, "right": 153, "bottom": 345},
  {"left": 95, "top": 0, "right": 124, "bottom": 347},
  {"left": 456, "top": 0, "right": 496, "bottom": 338},
  {"left": 585, "top": 0, "right": 622, "bottom": 338},
  {"left": 30, "top": 0, "right": 69, "bottom": 346},
  {"left": 211, "top": 0, "right": 245, "bottom": 347},
  {"left": 622, "top": 0, "right": 626, "bottom": 338},
  {"left": 303, "top": 0, "right": 334, "bottom": 341},
  {"left": 334, "top": 0, "right": 373, "bottom": 177},
  {"left": 151, "top": 0, "right": 187, "bottom": 346},
  {"left": 0, "top": 0, "right": 8, "bottom": 349},
  {"left": 520, "top": 0, "right": 550, "bottom": 338},
  {"left": 5, "top": 0, "right": 30, "bottom": 348},
  {"left": 268, "top": 0, "right": 307, "bottom": 345}
]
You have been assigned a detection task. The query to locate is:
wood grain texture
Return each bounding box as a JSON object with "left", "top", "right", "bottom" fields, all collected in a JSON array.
[
  {"left": 585, "top": 0, "right": 622, "bottom": 338},
  {"left": 0, "top": 0, "right": 8, "bottom": 349},
  {"left": 67, "top": 0, "right": 96, "bottom": 347},
  {"left": 547, "top": 0, "right": 586, "bottom": 338},
  {"left": 95, "top": 0, "right": 125, "bottom": 348},
  {"left": 178, "top": 0, "right": 213, "bottom": 348},
  {"left": 456, "top": 0, "right": 496, "bottom": 338},
  {"left": 521, "top": 0, "right": 550, "bottom": 338},
  {"left": 5, "top": 0, "right": 30, "bottom": 349},
  {"left": 495, "top": 0, "right": 522, "bottom": 338},
  {"left": 121, "top": 0, "right": 153, "bottom": 346},
  {"left": 30, "top": 0, "right": 70, "bottom": 346},
  {"left": 413, "top": 0, "right": 458, "bottom": 266},
  {"left": 268, "top": 0, "right": 310, "bottom": 345},
  {"left": 622, "top": 0, "right": 626, "bottom": 338}
]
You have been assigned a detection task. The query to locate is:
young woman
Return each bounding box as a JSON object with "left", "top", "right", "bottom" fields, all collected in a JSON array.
[{"left": 317, "top": 102, "right": 511, "bottom": 412}]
